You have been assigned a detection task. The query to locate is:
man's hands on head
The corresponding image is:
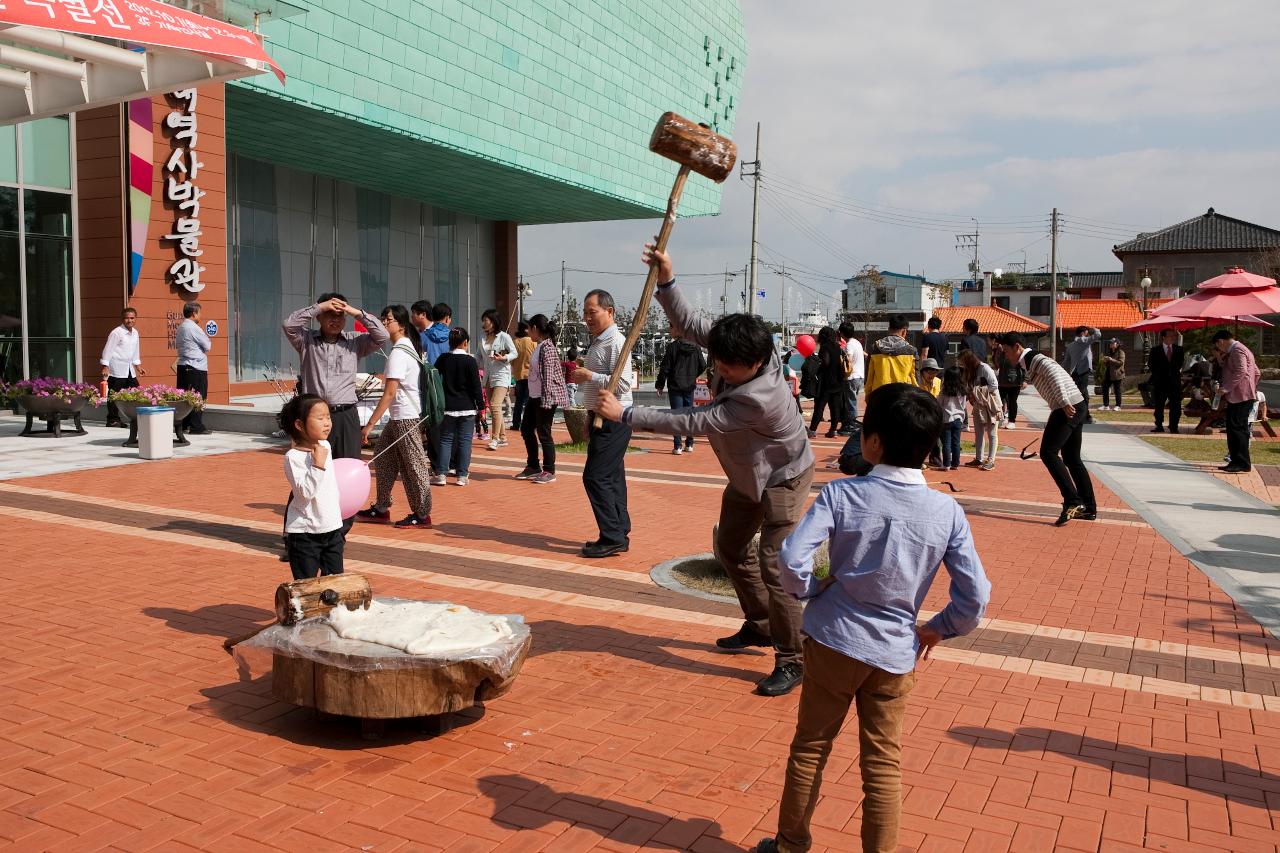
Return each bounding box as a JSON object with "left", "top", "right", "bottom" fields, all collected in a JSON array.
[{"left": 642, "top": 242, "right": 674, "bottom": 283}]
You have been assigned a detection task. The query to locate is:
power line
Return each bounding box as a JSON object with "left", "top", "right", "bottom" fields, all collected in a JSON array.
[{"left": 768, "top": 172, "right": 1047, "bottom": 226}]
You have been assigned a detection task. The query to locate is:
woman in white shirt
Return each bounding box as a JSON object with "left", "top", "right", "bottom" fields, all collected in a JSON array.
[
  {"left": 356, "top": 304, "right": 433, "bottom": 530},
  {"left": 480, "top": 309, "right": 516, "bottom": 451},
  {"left": 960, "top": 349, "right": 1002, "bottom": 471}
]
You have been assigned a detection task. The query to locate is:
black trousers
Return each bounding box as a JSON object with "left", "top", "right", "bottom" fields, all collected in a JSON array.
[
  {"left": 286, "top": 529, "right": 345, "bottom": 580},
  {"left": 521, "top": 399, "right": 557, "bottom": 473},
  {"left": 1225, "top": 400, "right": 1253, "bottom": 469},
  {"left": 512, "top": 378, "right": 530, "bottom": 431},
  {"left": 105, "top": 375, "right": 138, "bottom": 424},
  {"left": 1041, "top": 406, "right": 1095, "bottom": 510},
  {"left": 424, "top": 422, "right": 442, "bottom": 474},
  {"left": 583, "top": 420, "right": 632, "bottom": 546},
  {"left": 1071, "top": 372, "right": 1092, "bottom": 417},
  {"left": 175, "top": 365, "right": 208, "bottom": 432},
  {"left": 1151, "top": 381, "right": 1181, "bottom": 429},
  {"left": 1101, "top": 380, "right": 1122, "bottom": 408},
  {"left": 808, "top": 389, "right": 845, "bottom": 433},
  {"left": 999, "top": 386, "right": 1020, "bottom": 423}
]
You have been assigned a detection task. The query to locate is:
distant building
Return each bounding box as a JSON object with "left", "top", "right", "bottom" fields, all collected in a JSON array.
[
  {"left": 842, "top": 270, "right": 951, "bottom": 333},
  {"left": 954, "top": 272, "right": 1126, "bottom": 322},
  {"left": 1113, "top": 207, "right": 1280, "bottom": 296}
]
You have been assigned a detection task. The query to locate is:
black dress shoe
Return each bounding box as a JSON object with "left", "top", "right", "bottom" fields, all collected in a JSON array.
[
  {"left": 756, "top": 663, "right": 804, "bottom": 697},
  {"left": 716, "top": 625, "right": 772, "bottom": 650},
  {"left": 754, "top": 839, "right": 781, "bottom": 853},
  {"left": 1151, "top": 426, "right": 1164, "bottom": 433},
  {"left": 1169, "top": 427, "right": 1179, "bottom": 435},
  {"left": 1220, "top": 466, "right": 1252, "bottom": 474},
  {"left": 581, "top": 540, "right": 629, "bottom": 558}
]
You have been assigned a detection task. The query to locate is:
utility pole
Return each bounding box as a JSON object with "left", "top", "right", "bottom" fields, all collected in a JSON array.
[
  {"left": 955, "top": 222, "right": 979, "bottom": 296},
  {"left": 779, "top": 265, "right": 786, "bottom": 345},
  {"left": 1050, "top": 208, "right": 1059, "bottom": 360},
  {"left": 559, "top": 260, "right": 566, "bottom": 328},
  {"left": 722, "top": 266, "right": 731, "bottom": 317},
  {"left": 741, "top": 122, "right": 761, "bottom": 316}
]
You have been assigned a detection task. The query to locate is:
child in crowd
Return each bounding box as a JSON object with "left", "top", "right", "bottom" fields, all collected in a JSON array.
[
  {"left": 917, "top": 358, "right": 941, "bottom": 396},
  {"left": 937, "top": 366, "right": 966, "bottom": 471},
  {"left": 756, "top": 383, "right": 991, "bottom": 853},
  {"left": 434, "top": 327, "right": 486, "bottom": 487},
  {"left": 280, "top": 394, "right": 345, "bottom": 580}
]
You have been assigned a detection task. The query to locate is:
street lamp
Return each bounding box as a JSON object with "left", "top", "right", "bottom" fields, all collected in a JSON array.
[{"left": 1140, "top": 275, "right": 1152, "bottom": 359}]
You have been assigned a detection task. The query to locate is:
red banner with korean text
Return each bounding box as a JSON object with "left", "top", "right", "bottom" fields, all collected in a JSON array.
[{"left": 0, "top": 0, "right": 283, "bottom": 82}]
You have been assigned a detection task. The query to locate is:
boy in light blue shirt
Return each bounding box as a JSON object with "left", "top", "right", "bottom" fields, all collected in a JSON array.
[{"left": 756, "top": 382, "right": 992, "bottom": 853}]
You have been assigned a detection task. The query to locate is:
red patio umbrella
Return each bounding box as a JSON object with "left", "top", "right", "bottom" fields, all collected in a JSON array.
[
  {"left": 1126, "top": 314, "right": 1272, "bottom": 332},
  {"left": 1194, "top": 267, "right": 1277, "bottom": 291},
  {"left": 1149, "top": 286, "right": 1280, "bottom": 320}
]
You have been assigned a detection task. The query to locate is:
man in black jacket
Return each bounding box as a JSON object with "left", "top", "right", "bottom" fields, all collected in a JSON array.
[
  {"left": 1148, "top": 329, "right": 1185, "bottom": 433},
  {"left": 655, "top": 326, "right": 708, "bottom": 454}
]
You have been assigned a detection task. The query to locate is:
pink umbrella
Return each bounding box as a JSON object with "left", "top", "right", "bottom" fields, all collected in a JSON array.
[
  {"left": 1150, "top": 285, "right": 1280, "bottom": 320},
  {"left": 1195, "top": 266, "right": 1277, "bottom": 291},
  {"left": 1127, "top": 314, "right": 1272, "bottom": 332}
]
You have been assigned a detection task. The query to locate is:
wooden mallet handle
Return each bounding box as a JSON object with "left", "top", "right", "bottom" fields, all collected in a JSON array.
[{"left": 589, "top": 165, "right": 691, "bottom": 431}]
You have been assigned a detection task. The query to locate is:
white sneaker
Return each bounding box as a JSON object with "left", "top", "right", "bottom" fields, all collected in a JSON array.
[
  {"left": 430, "top": 474, "right": 447, "bottom": 486},
  {"left": 672, "top": 447, "right": 682, "bottom": 455},
  {"left": 497, "top": 439, "right": 508, "bottom": 447},
  {"left": 684, "top": 445, "right": 693, "bottom": 454},
  {"left": 487, "top": 440, "right": 499, "bottom": 451},
  {"left": 1006, "top": 422, "right": 1016, "bottom": 430},
  {"left": 455, "top": 476, "right": 469, "bottom": 486},
  {"left": 1114, "top": 406, "right": 1121, "bottom": 411}
]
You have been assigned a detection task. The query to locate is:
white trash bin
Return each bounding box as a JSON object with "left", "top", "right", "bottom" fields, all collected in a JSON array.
[{"left": 136, "top": 405, "right": 175, "bottom": 460}]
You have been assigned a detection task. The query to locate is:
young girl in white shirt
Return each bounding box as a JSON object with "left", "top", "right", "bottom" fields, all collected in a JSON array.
[{"left": 280, "top": 394, "right": 345, "bottom": 579}]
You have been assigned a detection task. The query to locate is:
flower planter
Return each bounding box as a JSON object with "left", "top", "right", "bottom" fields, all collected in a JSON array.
[
  {"left": 563, "top": 407, "right": 589, "bottom": 444},
  {"left": 18, "top": 394, "right": 90, "bottom": 438},
  {"left": 121, "top": 399, "right": 194, "bottom": 447}
]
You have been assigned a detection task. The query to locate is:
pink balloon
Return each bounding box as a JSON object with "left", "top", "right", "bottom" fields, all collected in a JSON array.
[
  {"left": 795, "top": 334, "right": 817, "bottom": 358},
  {"left": 333, "top": 457, "right": 371, "bottom": 519}
]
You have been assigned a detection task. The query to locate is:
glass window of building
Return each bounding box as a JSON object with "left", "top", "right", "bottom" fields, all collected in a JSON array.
[{"left": 0, "top": 116, "right": 75, "bottom": 385}]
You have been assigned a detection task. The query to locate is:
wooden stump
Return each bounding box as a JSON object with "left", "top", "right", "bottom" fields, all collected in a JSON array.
[{"left": 270, "top": 637, "right": 530, "bottom": 719}]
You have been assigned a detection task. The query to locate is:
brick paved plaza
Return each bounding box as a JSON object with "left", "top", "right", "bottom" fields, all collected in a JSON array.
[{"left": 1, "top": 416, "right": 1279, "bottom": 852}]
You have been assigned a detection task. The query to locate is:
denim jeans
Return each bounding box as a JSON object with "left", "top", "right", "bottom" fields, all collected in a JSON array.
[
  {"left": 512, "top": 378, "right": 529, "bottom": 430},
  {"left": 667, "top": 389, "right": 694, "bottom": 449},
  {"left": 941, "top": 419, "right": 962, "bottom": 468},
  {"left": 845, "top": 377, "right": 864, "bottom": 424},
  {"left": 439, "top": 414, "right": 475, "bottom": 477}
]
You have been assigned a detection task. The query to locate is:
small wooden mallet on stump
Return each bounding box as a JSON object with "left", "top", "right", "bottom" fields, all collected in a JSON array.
[{"left": 587, "top": 113, "right": 737, "bottom": 431}]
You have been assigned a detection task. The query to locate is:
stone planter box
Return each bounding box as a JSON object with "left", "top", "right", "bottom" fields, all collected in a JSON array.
[
  {"left": 563, "top": 407, "right": 589, "bottom": 444},
  {"left": 18, "top": 394, "right": 90, "bottom": 437}
]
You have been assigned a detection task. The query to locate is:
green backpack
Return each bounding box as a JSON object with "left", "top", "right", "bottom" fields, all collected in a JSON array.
[{"left": 394, "top": 342, "right": 445, "bottom": 428}]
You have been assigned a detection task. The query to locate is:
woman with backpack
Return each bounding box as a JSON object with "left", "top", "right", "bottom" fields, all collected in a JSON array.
[
  {"left": 514, "top": 314, "right": 570, "bottom": 484},
  {"left": 807, "top": 327, "right": 848, "bottom": 438},
  {"left": 356, "top": 304, "right": 433, "bottom": 529},
  {"left": 993, "top": 341, "right": 1026, "bottom": 428}
]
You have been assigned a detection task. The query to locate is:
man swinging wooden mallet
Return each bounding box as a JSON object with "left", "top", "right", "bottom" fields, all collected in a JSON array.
[{"left": 575, "top": 113, "right": 737, "bottom": 560}]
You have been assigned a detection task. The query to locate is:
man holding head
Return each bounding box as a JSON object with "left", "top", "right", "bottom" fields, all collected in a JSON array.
[
  {"left": 101, "top": 307, "right": 145, "bottom": 427},
  {"left": 572, "top": 288, "right": 634, "bottom": 558},
  {"left": 175, "top": 301, "right": 212, "bottom": 434},
  {"left": 596, "top": 245, "right": 814, "bottom": 697},
  {"left": 283, "top": 292, "right": 388, "bottom": 459}
]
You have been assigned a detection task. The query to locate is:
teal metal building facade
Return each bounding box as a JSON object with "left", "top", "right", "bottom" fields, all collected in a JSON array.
[{"left": 225, "top": 0, "right": 745, "bottom": 380}]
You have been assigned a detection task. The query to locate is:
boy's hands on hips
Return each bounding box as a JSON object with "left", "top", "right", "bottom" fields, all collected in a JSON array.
[{"left": 915, "top": 625, "right": 942, "bottom": 660}]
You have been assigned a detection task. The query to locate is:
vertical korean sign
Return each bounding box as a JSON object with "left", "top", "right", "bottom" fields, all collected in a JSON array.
[{"left": 161, "top": 89, "right": 203, "bottom": 293}]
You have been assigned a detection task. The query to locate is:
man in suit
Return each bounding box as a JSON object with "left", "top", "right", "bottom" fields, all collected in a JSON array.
[
  {"left": 1148, "top": 329, "right": 1185, "bottom": 433},
  {"left": 596, "top": 244, "right": 815, "bottom": 698}
]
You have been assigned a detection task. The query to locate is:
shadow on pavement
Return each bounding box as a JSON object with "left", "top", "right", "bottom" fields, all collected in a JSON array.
[
  {"left": 245, "top": 501, "right": 286, "bottom": 516},
  {"left": 527, "top": 618, "right": 766, "bottom": 684},
  {"left": 430, "top": 521, "right": 586, "bottom": 555},
  {"left": 948, "top": 725, "right": 1277, "bottom": 806},
  {"left": 143, "top": 603, "right": 275, "bottom": 640},
  {"left": 193, "top": 673, "right": 486, "bottom": 748},
  {"left": 478, "top": 774, "right": 728, "bottom": 850},
  {"left": 1149, "top": 500, "right": 1279, "bottom": 516}
]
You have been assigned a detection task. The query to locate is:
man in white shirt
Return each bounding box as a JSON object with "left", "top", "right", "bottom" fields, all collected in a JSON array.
[
  {"left": 101, "top": 307, "right": 144, "bottom": 427},
  {"left": 838, "top": 321, "right": 865, "bottom": 427},
  {"left": 175, "top": 301, "right": 212, "bottom": 434}
]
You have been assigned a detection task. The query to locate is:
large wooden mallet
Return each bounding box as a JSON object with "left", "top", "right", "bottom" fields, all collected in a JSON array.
[{"left": 590, "top": 113, "right": 737, "bottom": 429}]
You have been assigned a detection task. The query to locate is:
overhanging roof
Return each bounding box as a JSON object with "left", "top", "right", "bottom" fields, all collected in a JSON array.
[{"left": 0, "top": 0, "right": 282, "bottom": 125}]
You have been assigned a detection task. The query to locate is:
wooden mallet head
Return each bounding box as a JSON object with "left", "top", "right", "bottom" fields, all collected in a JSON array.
[{"left": 649, "top": 112, "right": 737, "bottom": 182}]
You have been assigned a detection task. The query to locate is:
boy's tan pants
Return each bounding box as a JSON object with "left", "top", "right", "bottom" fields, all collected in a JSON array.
[{"left": 775, "top": 638, "right": 916, "bottom": 853}]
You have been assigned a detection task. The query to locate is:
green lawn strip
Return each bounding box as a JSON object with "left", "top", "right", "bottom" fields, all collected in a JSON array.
[
  {"left": 554, "top": 441, "right": 643, "bottom": 454},
  {"left": 1139, "top": 435, "right": 1280, "bottom": 465}
]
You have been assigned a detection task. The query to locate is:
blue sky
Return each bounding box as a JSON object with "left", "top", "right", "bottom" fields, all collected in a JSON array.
[{"left": 517, "top": 0, "right": 1280, "bottom": 321}]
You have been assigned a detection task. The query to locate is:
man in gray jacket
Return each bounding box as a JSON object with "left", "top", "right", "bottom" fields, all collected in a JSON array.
[
  {"left": 1063, "top": 325, "right": 1102, "bottom": 424},
  {"left": 596, "top": 245, "right": 815, "bottom": 697}
]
